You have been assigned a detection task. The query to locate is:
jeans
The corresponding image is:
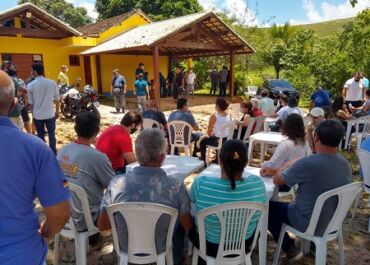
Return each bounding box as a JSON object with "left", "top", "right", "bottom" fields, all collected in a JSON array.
[
  {"left": 199, "top": 136, "right": 219, "bottom": 161},
  {"left": 113, "top": 90, "right": 125, "bottom": 111},
  {"left": 210, "top": 81, "right": 218, "bottom": 95},
  {"left": 34, "top": 117, "right": 57, "bottom": 154},
  {"left": 219, "top": 82, "right": 227, "bottom": 97},
  {"left": 137, "top": 96, "right": 147, "bottom": 112},
  {"left": 186, "top": 83, "right": 195, "bottom": 98},
  {"left": 268, "top": 201, "right": 295, "bottom": 252}
]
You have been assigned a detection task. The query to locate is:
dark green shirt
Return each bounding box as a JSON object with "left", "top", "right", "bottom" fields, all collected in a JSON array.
[{"left": 8, "top": 77, "right": 21, "bottom": 118}]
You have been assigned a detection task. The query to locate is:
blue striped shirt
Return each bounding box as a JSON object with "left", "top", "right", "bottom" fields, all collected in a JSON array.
[{"left": 190, "top": 175, "right": 266, "bottom": 244}]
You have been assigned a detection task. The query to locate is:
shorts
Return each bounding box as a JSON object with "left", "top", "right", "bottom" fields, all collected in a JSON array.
[{"left": 21, "top": 107, "right": 30, "bottom": 122}]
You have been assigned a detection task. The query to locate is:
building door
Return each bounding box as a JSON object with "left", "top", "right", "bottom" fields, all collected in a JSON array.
[
  {"left": 1, "top": 53, "right": 43, "bottom": 81},
  {"left": 83, "top": 56, "right": 92, "bottom": 85}
]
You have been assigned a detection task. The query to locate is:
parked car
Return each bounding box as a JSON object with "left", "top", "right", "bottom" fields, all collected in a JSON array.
[{"left": 258, "top": 79, "right": 300, "bottom": 104}]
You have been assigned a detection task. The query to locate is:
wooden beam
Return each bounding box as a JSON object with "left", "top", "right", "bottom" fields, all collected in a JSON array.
[
  {"left": 95, "top": 55, "right": 103, "bottom": 94},
  {"left": 0, "top": 27, "right": 69, "bottom": 38},
  {"left": 161, "top": 40, "right": 225, "bottom": 50},
  {"left": 170, "top": 30, "right": 195, "bottom": 41},
  {"left": 152, "top": 46, "right": 161, "bottom": 109},
  {"left": 229, "top": 50, "right": 235, "bottom": 100}
]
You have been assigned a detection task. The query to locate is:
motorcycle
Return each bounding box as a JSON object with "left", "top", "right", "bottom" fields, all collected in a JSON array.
[{"left": 60, "top": 84, "right": 100, "bottom": 119}]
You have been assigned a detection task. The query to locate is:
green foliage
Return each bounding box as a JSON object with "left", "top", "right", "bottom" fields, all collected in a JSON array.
[
  {"left": 95, "top": 0, "right": 202, "bottom": 20},
  {"left": 18, "top": 0, "right": 92, "bottom": 27}
]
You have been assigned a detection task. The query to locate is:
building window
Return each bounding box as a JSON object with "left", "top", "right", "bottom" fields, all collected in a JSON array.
[{"left": 69, "top": 55, "right": 80, "bottom": 66}]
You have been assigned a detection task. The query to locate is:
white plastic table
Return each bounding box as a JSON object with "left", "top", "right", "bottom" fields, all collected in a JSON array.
[
  {"left": 248, "top": 132, "right": 285, "bottom": 163},
  {"left": 126, "top": 155, "right": 204, "bottom": 181},
  {"left": 263, "top": 117, "right": 279, "bottom": 131},
  {"left": 195, "top": 164, "right": 275, "bottom": 265}
]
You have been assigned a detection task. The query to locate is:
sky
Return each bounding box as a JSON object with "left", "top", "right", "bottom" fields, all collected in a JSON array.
[{"left": 1, "top": 0, "right": 369, "bottom": 26}]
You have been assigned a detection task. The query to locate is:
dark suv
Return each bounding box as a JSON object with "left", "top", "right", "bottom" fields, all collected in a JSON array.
[{"left": 258, "top": 79, "right": 300, "bottom": 104}]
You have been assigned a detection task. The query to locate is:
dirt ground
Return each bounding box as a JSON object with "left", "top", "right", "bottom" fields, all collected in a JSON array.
[{"left": 46, "top": 96, "right": 369, "bottom": 264}]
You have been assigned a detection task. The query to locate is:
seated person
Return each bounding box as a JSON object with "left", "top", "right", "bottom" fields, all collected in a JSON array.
[
  {"left": 259, "top": 89, "right": 275, "bottom": 115},
  {"left": 96, "top": 111, "right": 142, "bottom": 175},
  {"left": 261, "top": 114, "right": 311, "bottom": 177},
  {"left": 331, "top": 96, "right": 352, "bottom": 127},
  {"left": 276, "top": 96, "right": 302, "bottom": 121},
  {"left": 57, "top": 111, "right": 115, "bottom": 234},
  {"left": 199, "top": 97, "right": 232, "bottom": 163},
  {"left": 250, "top": 98, "right": 263, "bottom": 116},
  {"left": 142, "top": 99, "right": 167, "bottom": 129},
  {"left": 268, "top": 120, "right": 351, "bottom": 260},
  {"left": 235, "top": 102, "right": 255, "bottom": 140},
  {"left": 349, "top": 89, "right": 370, "bottom": 115},
  {"left": 306, "top": 107, "right": 325, "bottom": 152},
  {"left": 97, "top": 129, "right": 192, "bottom": 265},
  {"left": 310, "top": 86, "right": 331, "bottom": 108},
  {"left": 189, "top": 140, "right": 266, "bottom": 264}
]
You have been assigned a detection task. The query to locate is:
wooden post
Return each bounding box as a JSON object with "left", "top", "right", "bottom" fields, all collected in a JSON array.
[
  {"left": 229, "top": 50, "right": 235, "bottom": 100},
  {"left": 152, "top": 45, "right": 161, "bottom": 109},
  {"left": 95, "top": 55, "right": 103, "bottom": 94}
]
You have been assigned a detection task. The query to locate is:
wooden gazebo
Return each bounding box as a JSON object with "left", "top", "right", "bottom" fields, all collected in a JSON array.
[{"left": 82, "top": 11, "right": 255, "bottom": 108}]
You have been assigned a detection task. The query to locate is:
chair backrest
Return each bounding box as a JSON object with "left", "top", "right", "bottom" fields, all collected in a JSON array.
[
  {"left": 196, "top": 202, "right": 266, "bottom": 264},
  {"left": 247, "top": 86, "right": 258, "bottom": 93},
  {"left": 107, "top": 202, "right": 178, "bottom": 264},
  {"left": 67, "top": 183, "right": 99, "bottom": 235},
  {"left": 229, "top": 104, "right": 241, "bottom": 121},
  {"left": 253, "top": 116, "right": 266, "bottom": 133},
  {"left": 167, "top": 120, "right": 193, "bottom": 147},
  {"left": 355, "top": 116, "right": 370, "bottom": 134},
  {"left": 216, "top": 121, "right": 236, "bottom": 149},
  {"left": 142, "top": 118, "right": 162, "bottom": 130},
  {"left": 236, "top": 117, "right": 256, "bottom": 142},
  {"left": 356, "top": 149, "right": 370, "bottom": 189},
  {"left": 305, "top": 182, "right": 362, "bottom": 238}
]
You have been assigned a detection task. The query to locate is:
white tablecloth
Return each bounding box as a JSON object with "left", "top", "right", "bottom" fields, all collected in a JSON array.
[
  {"left": 126, "top": 155, "right": 204, "bottom": 181},
  {"left": 195, "top": 164, "right": 275, "bottom": 265},
  {"left": 248, "top": 132, "right": 285, "bottom": 163}
]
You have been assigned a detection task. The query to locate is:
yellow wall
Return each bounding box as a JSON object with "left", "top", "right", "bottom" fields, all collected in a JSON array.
[{"left": 100, "top": 54, "right": 168, "bottom": 93}]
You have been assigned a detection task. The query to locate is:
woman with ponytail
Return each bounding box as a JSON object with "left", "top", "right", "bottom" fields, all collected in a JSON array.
[{"left": 189, "top": 140, "right": 266, "bottom": 263}]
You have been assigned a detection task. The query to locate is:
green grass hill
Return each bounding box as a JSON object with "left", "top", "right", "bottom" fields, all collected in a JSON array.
[{"left": 291, "top": 17, "right": 353, "bottom": 36}]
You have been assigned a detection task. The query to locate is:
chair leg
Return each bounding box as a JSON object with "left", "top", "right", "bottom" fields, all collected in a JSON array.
[
  {"left": 314, "top": 240, "right": 327, "bottom": 265},
  {"left": 301, "top": 239, "right": 310, "bottom": 255},
  {"left": 171, "top": 146, "right": 175, "bottom": 155},
  {"left": 75, "top": 234, "right": 88, "bottom": 265},
  {"left": 166, "top": 249, "right": 174, "bottom": 265},
  {"left": 192, "top": 248, "right": 199, "bottom": 265},
  {"left": 272, "top": 224, "right": 286, "bottom": 265},
  {"left": 53, "top": 233, "right": 60, "bottom": 265},
  {"left": 157, "top": 253, "right": 166, "bottom": 265},
  {"left": 352, "top": 191, "right": 361, "bottom": 220},
  {"left": 338, "top": 230, "right": 345, "bottom": 265}
]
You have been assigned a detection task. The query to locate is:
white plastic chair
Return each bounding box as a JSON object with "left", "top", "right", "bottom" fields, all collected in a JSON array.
[
  {"left": 236, "top": 117, "right": 256, "bottom": 144},
  {"left": 272, "top": 182, "right": 363, "bottom": 265},
  {"left": 54, "top": 183, "right": 100, "bottom": 265},
  {"left": 353, "top": 149, "right": 370, "bottom": 231},
  {"left": 355, "top": 117, "right": 370, "bottom": 149},
  {"left": 206, "top": 121, "right": 236, "bottom": 162},
  {"left": 229, "top": 103, "right": 241, "bottom": 121},
  {"left": 107, "top": 202, "right": 178, "bottom": 265},
  {"left": 245, "top": 86, "right": 258, "bottom": 98},
  {"left": 168, "top": 120, "right": 194, "bottom": 156},
  {"left": 192, "top": 201, "right": 266, "bottom": 265},
  {"left": 142, "top": 118, "right": 162, "bottom": 129},
  {"left": 253, "top": 116, "right": 266, "bottom": 133}
]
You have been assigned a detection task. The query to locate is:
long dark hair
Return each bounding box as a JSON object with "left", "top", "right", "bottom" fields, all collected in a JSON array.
[
  {"left": 332, "top": 96, "right": 344, "bottom": 114},
  {"left": 219, "top": 140, "right": 247, "bottom": 190},
  {"left": 281, "top": 114, "right": 306, "bottom": 145},
  {"left": 240, "top": 102, "right": 255, "bottom": 117}
]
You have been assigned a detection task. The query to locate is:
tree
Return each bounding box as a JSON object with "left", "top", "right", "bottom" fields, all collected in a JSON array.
[
  {"left": 95, "top": 0, "right": 202, "bottom": 20},
  {"left": 261, "top": 40, "right": 287, "bottom": 79},
  {"left": 270, "top": 22, "right": 295, "bottom": 44},
  {"left": 18, "top": 0, "right": 92, "bottom": 28}
]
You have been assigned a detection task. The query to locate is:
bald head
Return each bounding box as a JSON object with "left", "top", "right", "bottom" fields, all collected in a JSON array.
[{"left": 0, "top": 70, "right": 15, "bottom": 116}]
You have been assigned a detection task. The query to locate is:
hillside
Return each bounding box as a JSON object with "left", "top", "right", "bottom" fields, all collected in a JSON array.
[{"left": 291, "top": 17, "right": 353, "bottom": 36}]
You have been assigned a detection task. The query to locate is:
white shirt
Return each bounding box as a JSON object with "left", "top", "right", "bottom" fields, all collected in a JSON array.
[
  {"left": 259, "top": 97, "right": 275, "bottom": 114},
  {"left": 213, "top": 113, "right": 231, "bottom": 138},
  {"left": 276, "top": 106, "right": 302, "bottom": 120},
  {"left": 344, "top": 78, "right": 364, "bottom": 101},
  {"left": 186, "top": 72, "right": 196, "bottom": 84},
  {"left": 27, "top": 76, "right": 60, "bottom": 120}
]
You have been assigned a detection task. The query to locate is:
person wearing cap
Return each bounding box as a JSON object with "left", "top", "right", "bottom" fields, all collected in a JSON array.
[
  {"left": 0, "top": 69, "right": 70, "bottom": 265},
  {"left": 306, "top": 107, "right": 325, "bottom": 153},
  {"left": 111, "top": 69, "right": 127, "bottom": 113},
  {"left": 134, "top": 72, "right": 149, "bottom": 112},
  {"left": 57, "top": 65, "right": 69, "bottom": 89}
]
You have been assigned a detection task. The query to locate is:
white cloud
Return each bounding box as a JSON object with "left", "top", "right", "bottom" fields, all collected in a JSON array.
[
  {"left": 198, "top": 0, "right": 217, "bottom": 11},
  {"left": 291, "top": 0, "right": 370, "bottom": 25},
  {"left": 222, "top": 0, "right": 260, "bottom": 26},
  {"left": 66, "top": 0, "right": 98, "bottom": 20}
]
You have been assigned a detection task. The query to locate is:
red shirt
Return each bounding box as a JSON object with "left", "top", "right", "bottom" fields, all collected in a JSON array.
[
  {"left": 96, "top": 125, "right": 133, "bottom": 170},
  {"left": 252, "top": 108, "right": 263, "bottom": 117}
]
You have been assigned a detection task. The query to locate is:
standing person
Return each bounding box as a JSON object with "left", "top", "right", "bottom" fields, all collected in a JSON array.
[
  {"left": 134, "top": 73, "right": 149, "bottom": 112},
  {"left": 268, "top": 119, "right": 351, "bottom": 259},
  {"left": 1, "top": 61, "right": 24, "bottom": 130},
  {"left": 58, "top": 111, "right": 115, "bottom": 233},
  {"left": 306, "top": 107, "right": 325, "bottom": 152},
  {"left": 98, "top": 129, "right": 193, "bottom": 265},
  {"left": 361, "top": 72, "right": 369, "bottom": 90},
  {"left": 185, "top": 68, "right": 196, "bottom": 98},
  {"left": 219, "top": 66, "right": 228, "bottom": 97},
  {"left": 342, "top": 72, "right": 365, "bottom": 108},
  {"left": 210, "top": 67, "right": 219, "bottom": 96},
  {"left": 160, "top": 72, "right": 167, "bottom": 98},
  {"left": 166, "top": 68, "right": 175, "bottom": 97},
  {"left": 135, "top": 62, "right": 145, "bottom": 80},
  {"left": 96, "top": 111, "right": 142, "bottom": 175},
  {"left": 57, "top": 65, "right": 69, "bottom": 91},
  {"left": 173, "top": 65, "right": 185, "bottom": 100},
  {"left": 27, "top": 63, "right": 60, "bottom": 154},
  {"left": 310, "top": 86, "right": 331, "bottom": 109},
  {"left": 111, "top": 69, "right": 127, "bottom": 113},
  {"left": 0, "top": 69, "right": 70, "bottom": 265},
  {"left": 259, "top": 89, "right": 275, "bottom": 115}
]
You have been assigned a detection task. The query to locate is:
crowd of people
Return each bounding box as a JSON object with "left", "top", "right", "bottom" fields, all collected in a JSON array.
[{"left": 0, "top": 62, "right": 369, "bottom": 265}]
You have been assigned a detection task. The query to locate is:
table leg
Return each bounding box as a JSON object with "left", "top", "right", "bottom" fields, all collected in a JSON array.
[
  {"left": 264, "top": 121, "right": 268, "bottom": 132},
  {"left": 260, "top": 143, "right": 266, "bottom": 163},
  {"left": 259, "top": 200, "right": 269, "bottom": 265},
  {"left": 248, "top": 139, "right": 254, "bottom": 163}
]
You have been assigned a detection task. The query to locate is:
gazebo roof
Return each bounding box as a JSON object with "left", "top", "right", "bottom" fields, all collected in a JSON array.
[{"left": 81, "top": 12, "right": 254, "bottom": 58}]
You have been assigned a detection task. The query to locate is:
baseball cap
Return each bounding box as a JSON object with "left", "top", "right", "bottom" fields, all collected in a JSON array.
[{"left": 310, "top": 107, "right": 325, "bottom": 117}]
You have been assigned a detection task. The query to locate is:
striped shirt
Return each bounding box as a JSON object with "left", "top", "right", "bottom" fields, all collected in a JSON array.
[{"left": 190, "top": 175, "right": 266, "bottom": 244}]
